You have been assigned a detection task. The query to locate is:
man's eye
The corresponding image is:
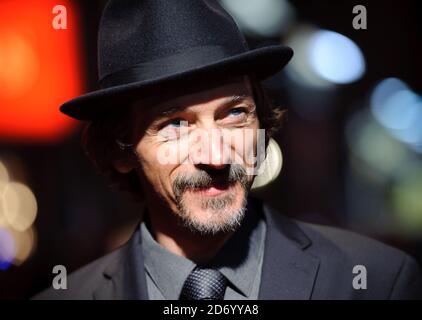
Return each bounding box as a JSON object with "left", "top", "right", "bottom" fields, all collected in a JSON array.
[
  {"left": 228, "top": 107, "right": 247, "bottom": 117},
  {"left": 166, "top": 118, "right": 188, "bottom": 128}
]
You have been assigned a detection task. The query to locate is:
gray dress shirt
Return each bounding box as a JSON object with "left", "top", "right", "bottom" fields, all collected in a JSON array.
[{"left": 140, "top": 204, "right": 266, "bottom": 300}]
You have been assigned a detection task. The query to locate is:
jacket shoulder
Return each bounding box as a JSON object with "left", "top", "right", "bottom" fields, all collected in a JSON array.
[
  {"left": 300, "top": 221, "right": 405, "bottom": 261},
  {"left": 296, "top": 221, "right": 422, "bottom": 299},
  {"left": 32, "top": 244, "right": 126, "bottom": 300}
]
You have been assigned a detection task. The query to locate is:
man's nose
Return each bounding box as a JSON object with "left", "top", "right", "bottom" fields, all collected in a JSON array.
[
  {"left": 208, "top": 132, "right": 228, "bottom": 169},
  {"left": 189, "top": 128, "right": 230, "bottom": 169}
]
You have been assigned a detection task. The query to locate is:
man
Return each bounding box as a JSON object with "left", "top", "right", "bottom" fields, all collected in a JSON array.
[{"left": 35, "top": 0, "right": 422, "bottom": 299}]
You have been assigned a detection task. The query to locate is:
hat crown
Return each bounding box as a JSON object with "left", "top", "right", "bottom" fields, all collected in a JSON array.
[{"left": 98, "top": 0, "right": 249, "bottom": 82}]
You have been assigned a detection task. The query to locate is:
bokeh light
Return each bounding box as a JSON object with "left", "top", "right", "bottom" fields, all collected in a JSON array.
[
  {"left": 252, "top": 138, "right": 283, "bottom": 189},
  {"left": 309, "top": 30, "right": 365, "bottom": 84},
  {"left": 0, "top": 0, "right": 81, "bottom": 143},
  {"left": 392, "top": 163, "right": 422, "bottom": 236},
  {"left": 220, "top": 0, "right": 295, "bottom": 37},
  {"left": 0, "top": 159, "right": 37, "bottom": 267},
  {"left": 346, "top": 106, "right": 422, "bottom": 237},
  {"left": 346, "top": 110, "right": 412, "bottom": 180},
  {"left": 2, "top": 182, "right": 38, "bottom": 232},
  {"left": 10, "top": 227, "right": 36, "bottom": 266},
  {"left": 286, "top": 26, "right": 365, "bottom": 88},
  {"left": 0, "top": 228, "right": 15, "bottom": 270},
  {"left": 370, "top": 78, "right": 422, "bottom": 153},
  {"left": 0, "top": 32, "right": 40, "bottom": 99}
]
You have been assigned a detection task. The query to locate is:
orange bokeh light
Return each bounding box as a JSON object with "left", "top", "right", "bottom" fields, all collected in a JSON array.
[{"left": 0, "top": 0, "right": 82, "bottom": 143}]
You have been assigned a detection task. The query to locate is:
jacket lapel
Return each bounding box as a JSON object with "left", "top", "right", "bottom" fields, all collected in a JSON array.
[
  {"left": 93, "top": 226, "right": 149, "bottom": 300},
  {"left": 257, "top": 200, "right": 320, "bottom": 299}
]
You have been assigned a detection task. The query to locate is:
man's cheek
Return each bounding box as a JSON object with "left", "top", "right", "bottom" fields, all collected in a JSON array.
[{"left": 230, "top": 129, "right": 259, "bottom": 169}]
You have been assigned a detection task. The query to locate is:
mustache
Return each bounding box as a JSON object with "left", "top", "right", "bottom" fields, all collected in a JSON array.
[{"left": 172, "top": 164, "right": 248, "bottom": 197}]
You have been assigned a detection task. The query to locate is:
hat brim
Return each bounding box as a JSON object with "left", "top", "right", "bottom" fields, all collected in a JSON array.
[{"left": 60, "top": 45, "right": 293, "bottom": 120}]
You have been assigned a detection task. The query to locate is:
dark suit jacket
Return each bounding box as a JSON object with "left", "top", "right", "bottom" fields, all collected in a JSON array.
[{"left": 34, "top": 199, "right": 422, "bottom": 300}]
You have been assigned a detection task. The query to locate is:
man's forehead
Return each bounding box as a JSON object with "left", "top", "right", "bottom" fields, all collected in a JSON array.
[{"left": 131, "top": 75, "right": 253, "bottom": 116}]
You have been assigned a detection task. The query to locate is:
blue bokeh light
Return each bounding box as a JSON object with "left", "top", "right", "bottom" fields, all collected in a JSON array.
[{"left": 0, "top": 228, "right": 15, "bottom": 270}]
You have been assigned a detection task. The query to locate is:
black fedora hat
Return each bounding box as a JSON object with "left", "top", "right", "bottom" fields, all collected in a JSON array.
[{"left": 60, "top": 0, "right": 293, "bottom": 120}]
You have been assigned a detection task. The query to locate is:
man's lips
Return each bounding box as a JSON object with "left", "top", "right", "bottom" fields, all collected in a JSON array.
[{"left": 188, "top": 182, "right": 233, "bottom": 196}]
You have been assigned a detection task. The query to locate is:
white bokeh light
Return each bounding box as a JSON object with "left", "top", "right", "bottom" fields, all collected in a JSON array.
[
  {"left": 220, "top": 0, "right": 295, "bottom": 37},
  {"left": 309, "top": 30, "right": 365, "bottom": 84},
  {"left": 286, "top": 26, "right": 365, "bottom": 88}
]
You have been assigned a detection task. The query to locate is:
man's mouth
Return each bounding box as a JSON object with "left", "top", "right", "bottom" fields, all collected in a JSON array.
[{"left": 190, "top": 182, "right": 233, "bottom": 197}]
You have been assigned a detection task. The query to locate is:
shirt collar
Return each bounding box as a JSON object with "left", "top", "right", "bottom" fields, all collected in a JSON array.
[
  {"left": 141, "top": 222, "right": 196, "bottom": 300},
  {"left": 140, "top": 199, "right": 265, "bottom": 299}
]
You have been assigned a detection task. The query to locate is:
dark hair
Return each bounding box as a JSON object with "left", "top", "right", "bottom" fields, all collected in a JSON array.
[{"left": 81, "top": 76, "right": 286, "bottom": 199}]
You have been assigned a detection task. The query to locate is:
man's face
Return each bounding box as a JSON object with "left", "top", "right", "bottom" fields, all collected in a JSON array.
[{"left": 121, "top": 76, "right": 261, "bottom": 234}]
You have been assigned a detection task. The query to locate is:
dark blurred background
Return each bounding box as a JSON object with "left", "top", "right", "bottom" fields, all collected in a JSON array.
[{"left": 1, "top": 0, "right": 422, "bottom": 299}]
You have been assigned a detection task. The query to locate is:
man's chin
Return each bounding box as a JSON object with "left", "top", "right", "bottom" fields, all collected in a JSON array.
[{"left": 176, "top": 185, "right": 248, "bottom": 235}]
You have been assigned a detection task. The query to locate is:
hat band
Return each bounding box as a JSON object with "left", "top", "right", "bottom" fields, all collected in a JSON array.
[{"left": 99, "top": 45, "right": 244, "bottom": 89}]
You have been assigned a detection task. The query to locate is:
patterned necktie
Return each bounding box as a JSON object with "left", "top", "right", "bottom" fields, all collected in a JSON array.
[{"left": 180, "top": 266, "right": 227, "bottom": 300}]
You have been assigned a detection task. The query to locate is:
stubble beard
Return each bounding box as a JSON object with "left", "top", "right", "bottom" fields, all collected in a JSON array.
[{"left": 173, "top": 165, "right": 250, "bottom": 235}]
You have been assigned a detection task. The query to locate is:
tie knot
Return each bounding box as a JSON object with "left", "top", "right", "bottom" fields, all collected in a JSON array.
[{"left": 180, "top": 266, "right": 227, "bottom": 300}]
